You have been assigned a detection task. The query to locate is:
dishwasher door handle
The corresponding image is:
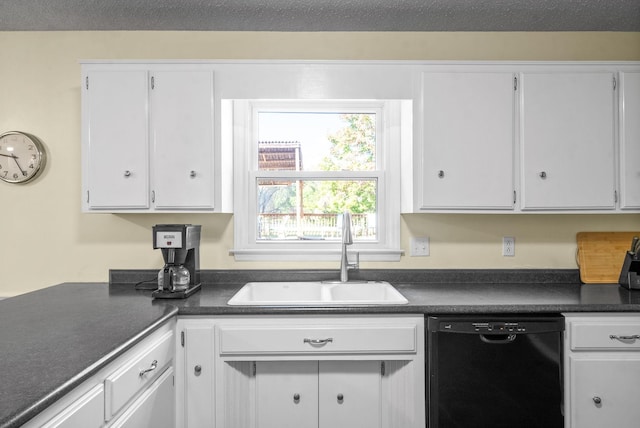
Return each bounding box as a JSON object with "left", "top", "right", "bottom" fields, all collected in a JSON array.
[{"left": 479, "top": 333, "right": 517, "bottom": 344}]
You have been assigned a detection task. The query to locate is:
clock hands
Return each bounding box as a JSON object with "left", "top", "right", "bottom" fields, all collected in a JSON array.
[{"left": 0, "top": 153, "right": 28, "bottom": 176}]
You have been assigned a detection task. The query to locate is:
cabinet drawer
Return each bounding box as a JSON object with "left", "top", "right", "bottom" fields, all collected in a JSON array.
[
  {"left": 41, "top": 385, "right": 104, "bottom": 428},
  {"left": 105, "top": 330, "right": 174, "bottom": 419},
  {"left": 109, "top": 367, "right": 175, "bottom": 428},
  {"left": 570, "top": 320, "right": 640, "bottom": 350},
  {"left": 218, "top": 324, "right": 417, "bottom": 355}
]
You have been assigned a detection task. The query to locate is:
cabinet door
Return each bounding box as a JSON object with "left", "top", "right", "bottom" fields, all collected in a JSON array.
[
  {"left": 109, "top": 367, "right": 175, "bottom": 428},
  {"left": 255, "top": 361, "right": 319, "bottom": 428},
  {"left": 85, "top": 70, "right": 149, "bottom": 209},
  {"left": 184, "top": 326, "right": 214, "bottom": 428},
  {"left": 521, "top": 72, "right": 616, "bottom": 210},
  {"left": 319, "top": 360, "right": 382, "bottom": 428},
  {"left": 620, "top": 72, "right": 640, "bottom": 209},
  {"left": 151, "top": 71, "right": 215, "bottom": 209},
  {"left": 421, "top": 72, "right": 515, "bottom": 210},
  {"left": 569, "top": 355, "right": 640, "bottom": 428}
]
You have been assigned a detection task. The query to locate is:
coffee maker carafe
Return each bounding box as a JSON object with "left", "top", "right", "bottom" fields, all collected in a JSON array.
[{"left": 152, "top": 224, "right": 202, "bottom": 299}]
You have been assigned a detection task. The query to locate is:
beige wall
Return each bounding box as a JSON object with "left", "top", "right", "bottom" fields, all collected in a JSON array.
[{"left": 1, "top": 31, "right": 639, "bottom": 296}]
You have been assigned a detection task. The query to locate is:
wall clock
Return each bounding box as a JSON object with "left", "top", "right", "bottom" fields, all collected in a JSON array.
[{"left": 0, "top": 131, "right": 47, "bottom": 184}]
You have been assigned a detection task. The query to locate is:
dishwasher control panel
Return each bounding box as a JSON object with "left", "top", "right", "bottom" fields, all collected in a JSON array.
[
  {"left": 470, "top": 322, "right": 526, "bottom": 333},
  {"left": 429, "top": 316, "right": 565, "bottom": 335}
]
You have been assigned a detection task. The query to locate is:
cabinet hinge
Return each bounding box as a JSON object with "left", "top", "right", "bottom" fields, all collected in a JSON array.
[
  {"left": 85, "top": 76, "right": 89, "bottom": 90},
  {"left": 151, "top": 76, "right": 155, "bottom": 90},
  {"left": 613, "top": 76, "right": 617, "bottom": 91},
  {"left": 180, "top": 331, "right": 185, "bottom": 347},
  {"left": 514, "top": 76, "right": 518, "bottom": 91},
  {"left": 381, "top": 361, "right": 386, "bottom": 376}
]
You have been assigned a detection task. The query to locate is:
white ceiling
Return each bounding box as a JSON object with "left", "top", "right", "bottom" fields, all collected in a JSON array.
[{"left": 1, "top": 0, "right": 639, "bottom": 32}]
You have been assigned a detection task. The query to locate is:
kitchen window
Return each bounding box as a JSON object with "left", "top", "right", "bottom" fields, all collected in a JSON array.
[{"left": 230, "top": 99, "right": 405, "bottom": 261}]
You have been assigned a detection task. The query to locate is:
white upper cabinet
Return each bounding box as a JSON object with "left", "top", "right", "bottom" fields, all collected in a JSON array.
[
  {"left": 420, "top": 72, "right": 515, "bottom": 210},
  {"left": 84, "top": 70, "right": 150, "bottom": 210},
  {"left": 520, "top": 72, "right": 617, "bottom": 210},
  {"left": 620, "top": 72, "right": 640, "bottom": 209},
  {"left": 80, "top": 61, "right": 639, "bottom": 214},
  {"left": 82, "top": 64, "right": 217, "bottom": 212},
  {"left": 150, "top": 71, "right": 215, "bottom": 210}
]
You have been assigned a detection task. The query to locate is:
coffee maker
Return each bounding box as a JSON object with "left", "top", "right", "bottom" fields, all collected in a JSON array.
[{"left": 152, "top": 224, "right": 202, "bottom": 299}]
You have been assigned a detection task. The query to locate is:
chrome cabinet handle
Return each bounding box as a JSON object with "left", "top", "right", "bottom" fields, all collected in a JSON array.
[
  {"left": 337, "top": 393, "right": 344, "bottom": 402},
  {"left": 609, "top": 334, "right": 640, "bottom": 340},
  {"left": 293, "top": 393, "right": 300, "bottom": 402},
  {"left": 124, "top": 170, "right": 131, "bottom": 177},
  {"left": 593, "top": 396, "right": 602, "bottom": 405},
  {"left": 438, "top": 170, "right": 444, "bottom": 178},
  {"left": 190, "top": 170, "right": 196, "bottom": 178},
  {"left": 194, "top": 365, "right": 202, "bottom": 376},
  {"left": 539, "top": 171, "right": 547, "bottom": 179},
  {"left": 139, "top": 360, "right": 158, "bottom": 377},
  {"left": 304, "top": 338, "right": 333, "bottom": 346}
]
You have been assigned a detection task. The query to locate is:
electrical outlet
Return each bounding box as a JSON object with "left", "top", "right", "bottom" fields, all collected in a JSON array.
[
  {"left": 502, "top": 236, "right": 515, "bottom": 257},
  {"left": 411, "top": 237, "right": 430, "bottom": 256}
]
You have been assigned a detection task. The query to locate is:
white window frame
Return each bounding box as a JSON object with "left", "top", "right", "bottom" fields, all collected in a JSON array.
[{"left": 230, "top": 99, "right": 405, "bottom": 262}]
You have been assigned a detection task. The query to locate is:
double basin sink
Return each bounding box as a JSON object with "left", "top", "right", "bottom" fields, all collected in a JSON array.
[{"left": 227, "top": 280, "right": 408, "bottom": 306}]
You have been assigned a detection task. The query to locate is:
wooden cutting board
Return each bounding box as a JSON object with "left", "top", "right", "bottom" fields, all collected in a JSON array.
[{"left": 577, "top": 232, "right": 640, "bottom": 284}]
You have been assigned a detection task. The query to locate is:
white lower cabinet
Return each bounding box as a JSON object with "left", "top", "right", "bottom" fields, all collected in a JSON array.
[
  {"left": 23, "top": 320, "right": 175, "bottom": 428},
  {"left": 563, "top": 313, "right": 640, "bottom": 428},
  {"left": 174, "top": 320, "right": 216, "bottom": 428},
  {"left": 255, "top": 360, "right": 319, "bottom": 428},
  {"left": 317, "top": 360, "right": 382, "bottom": 428},
  {"left": 256, "top": 360, "right": 382, "bottom": 428},
  {"left": 176, "top": 315, "right": 425, "bottom": 428}
]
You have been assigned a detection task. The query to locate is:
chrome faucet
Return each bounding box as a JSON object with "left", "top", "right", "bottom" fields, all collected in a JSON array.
[{"left": 340, "top": 212, "right": 359, "bottom": 282}]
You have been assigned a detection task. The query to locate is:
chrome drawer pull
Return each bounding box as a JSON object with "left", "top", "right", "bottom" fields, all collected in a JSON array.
[
  {"left": 609, "top": 334, "right": 640, "bottom": 341},
  {"left": 304, "top": 338, "right": 333, "bottom": 346},
  {"left": 139, "top": 360, "right": 158, "bottom": 377}
]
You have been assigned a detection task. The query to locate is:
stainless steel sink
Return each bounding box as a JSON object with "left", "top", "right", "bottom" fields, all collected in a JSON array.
[{"left": 227, "top": 281, "right": 408, "bottom": 306}]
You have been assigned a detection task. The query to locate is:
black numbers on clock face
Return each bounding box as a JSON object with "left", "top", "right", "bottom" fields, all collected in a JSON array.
[{"left": 0, "top": 133, "right": 45, "bottom": 183}]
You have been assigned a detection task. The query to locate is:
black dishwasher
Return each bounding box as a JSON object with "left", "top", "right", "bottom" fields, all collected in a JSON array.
[{"left": 427, "top": 315, "right": 565, "bottom": 428}]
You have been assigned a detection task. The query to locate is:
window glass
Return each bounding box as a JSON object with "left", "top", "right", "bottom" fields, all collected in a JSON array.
[
  {"left": 256, "top": 110, "right": 378, "bottom": 242},
  {"left": 258, "top": 112, "right": 376, "bottom": 171},
  {"left": 257, "top": 178, "right": 377, "bottom": 241}
]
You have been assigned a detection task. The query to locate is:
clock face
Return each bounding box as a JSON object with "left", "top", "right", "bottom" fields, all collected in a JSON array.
[{"left": 0, "top": 132, "right": 46, "bottom": 184}]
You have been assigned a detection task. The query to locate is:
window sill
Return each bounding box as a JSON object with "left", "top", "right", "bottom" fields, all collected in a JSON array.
[{"left": 230, "top": 248, "right": 403, "bottom": 262}]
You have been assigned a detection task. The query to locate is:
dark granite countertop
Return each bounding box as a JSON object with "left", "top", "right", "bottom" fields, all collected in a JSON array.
[
  {"left": 2, "top": 269, "right": 640, "bottom": 427},
  {"left": 0, "top": 283, "right": 177, "bottom": 428}
]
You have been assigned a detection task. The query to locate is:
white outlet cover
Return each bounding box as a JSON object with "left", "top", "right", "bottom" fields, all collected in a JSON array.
[{"left": 503, "top": 236, "right": 515, "bottom": 257}]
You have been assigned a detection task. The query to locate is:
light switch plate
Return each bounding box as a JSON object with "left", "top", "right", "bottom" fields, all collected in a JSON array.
[{"left": 410, "top": 236, "right": 430, "bottom": 256}]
